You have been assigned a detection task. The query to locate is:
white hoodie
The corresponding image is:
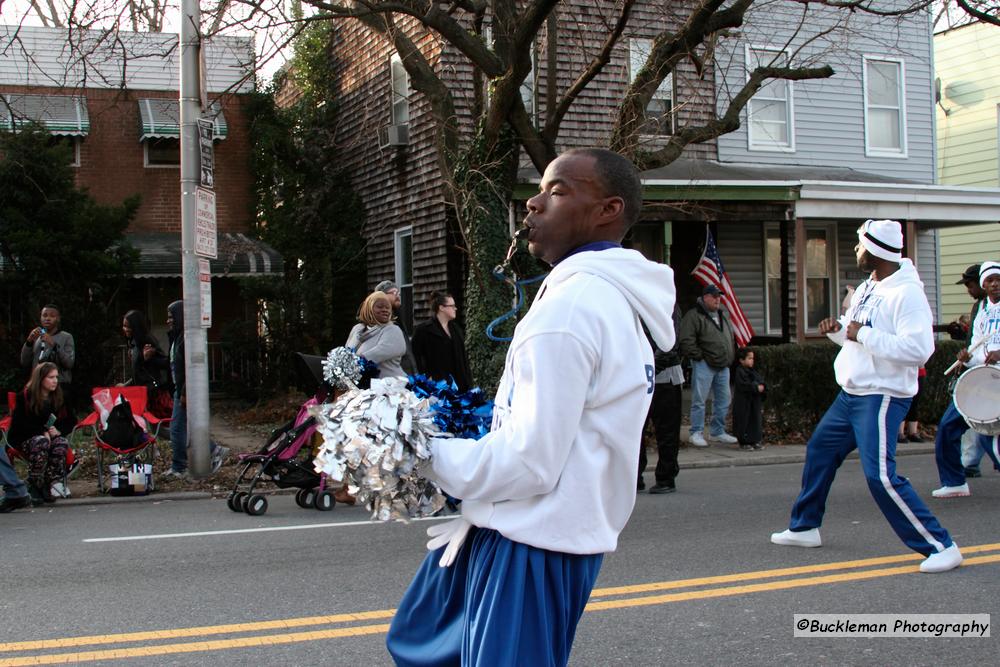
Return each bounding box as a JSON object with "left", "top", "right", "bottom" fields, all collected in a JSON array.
[
  {"left": 969, "top": 296, "right": 1000, "bottom": 367},
  {"left": 430, "top": 247, "right": 675, "bottom": 554},
  {"left": 827, "top": 259, "right": 932, "bottom": 398}
]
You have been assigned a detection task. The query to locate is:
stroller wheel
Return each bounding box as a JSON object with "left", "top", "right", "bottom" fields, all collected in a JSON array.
[
  {"left": 295, "top": 488, "right": 312, "bottom": 509},
  {"left": 227, "top": 491, "right": 245, "bottom": 513},
  {"left": 245, "top": 494, "right": 268, "bottom": 516},
  {"left": 314, "top": 490, "right": 335, "bottom": 512}
]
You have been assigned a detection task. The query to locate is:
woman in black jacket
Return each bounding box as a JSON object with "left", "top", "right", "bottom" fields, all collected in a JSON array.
[
  {"left": 411, "top": 291, "right": 473, "bottom": 391},
  {"left": 121, "top": 310, "right": 172, "bottom": 418},
  {"left": 9, "top": 362, "right": 75, "bottom": 504}
]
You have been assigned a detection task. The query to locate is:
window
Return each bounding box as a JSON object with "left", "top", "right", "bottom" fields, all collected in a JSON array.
[
  {"left": 629, "top": 38, "right": 673, "bottom": 135},
  {"left": 48, "top": 136, "right": 80, "bottom": 167},
  {"left": 394, "top": 227, "right": 414, "bottom": 332},
  {"left": 746, "top": 47, "right": 794, "bottom": 151},
  {"left": 804, "top": 226, "right": 836, "bottom": 331},
  {"left": 764, "top": 224, "right": 836, "bottom": 333},
  {"left": 863, "top": 57, "right": 906, "bottom": 156},
  {"left": 144, "top": 137, "right": 180, "bottom": 167},
  {"left": 764, "top": 226, "right": 782, "bottom": 334},
  {"left": 520, "top": 43, "right": 538, "bottom": 126},
  {"left": 390, "top": 53, "right": 410, "bottom": 125}
]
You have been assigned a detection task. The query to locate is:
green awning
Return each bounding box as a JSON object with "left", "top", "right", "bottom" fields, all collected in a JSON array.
[
  {"left": 138, "top": 98, "right": 227, "bottom": 140},
  {"left": 0, "top": 94, "right": 89, "bottom": 135}
]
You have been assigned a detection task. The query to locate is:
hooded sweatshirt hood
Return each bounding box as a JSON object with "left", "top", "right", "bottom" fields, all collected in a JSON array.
[
  {"left": 167, "top": 300, "right": 184, "bottom": 338},
  {"left": 829, "top": 258, "right": 933, "bottom": 398},
  {"left": 544, "top": 247, "right": 676, "bottom": 353}
]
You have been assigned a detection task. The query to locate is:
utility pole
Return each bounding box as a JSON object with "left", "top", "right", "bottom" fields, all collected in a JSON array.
[{"left": 179, "top": 0, "right": 211, "bottom": 477}]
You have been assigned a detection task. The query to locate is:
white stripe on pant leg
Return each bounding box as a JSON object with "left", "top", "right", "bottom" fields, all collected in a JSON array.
[
  {"left": 877, "top": 395, "right": 946, "bottom": 553},
  {"left": 992, "top": 435, "right": 999, "bottom": 464}
]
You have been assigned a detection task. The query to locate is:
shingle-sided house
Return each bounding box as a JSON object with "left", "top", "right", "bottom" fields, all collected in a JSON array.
[
  {"left": 0, "top": 25, "right": 281, "bottom": 367},
  {"left": 326, "top": 2, "right": 1000, "bottom": 341}
]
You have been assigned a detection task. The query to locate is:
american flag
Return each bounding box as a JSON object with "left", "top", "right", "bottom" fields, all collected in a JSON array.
[{"left": 691, "top": 226, "right": 755, "bottom": 347}]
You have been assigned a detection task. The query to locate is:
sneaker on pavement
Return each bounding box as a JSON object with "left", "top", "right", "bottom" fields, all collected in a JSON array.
[
  {"left": 907, "top": 433, "right": 924, "bottom": 443},
  {"left": 931, "top": 483, "right": 970, "bottom": 498},
  {"left": 964, "top": 467, "right": 982, "bottom": 478},
  {"left": 920, "top": 543, "right": 962, "bottom": 573},
  {"left": 770, "top": 528, "right": 822, "bottom": 548},
  {"left": 211, "top": 446, "right": 230, "bottom": 474},
  {"left": 161, "top": 469, "right": 188, "bottom": 481},
  {"left": 50, "top": 481, "right": 71, "bottom": 498},
  {"left": 649, "top": 483, "right": 676, "bottom": 494},
  {"left": 752, "top": 443, "right": 766, "bottom": 451},
  {"left": 739, "top": 444, "right": 755, "bottom": 451},
  {"left": 711, "top": 432, "right": 739, "bottom": 445},
  {"left": 689, "top": 432, "right": 709, "bottom": 448},
  {"left": 637, "top": 477, "right": 646, "bottom": 491}
]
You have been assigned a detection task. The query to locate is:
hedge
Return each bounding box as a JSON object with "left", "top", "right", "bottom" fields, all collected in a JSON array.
[{"left": 754, "top": 339, "right": 965, "bottom": 438}]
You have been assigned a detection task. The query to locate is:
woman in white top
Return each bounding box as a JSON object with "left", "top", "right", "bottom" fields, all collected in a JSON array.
[{"left": 345, "top": 291, "right": 408, "bottom": 379}]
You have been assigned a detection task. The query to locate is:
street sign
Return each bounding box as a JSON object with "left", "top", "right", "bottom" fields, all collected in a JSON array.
[
  {"left": 194, "top": 187, "right": 218, "bottom": 259},
  {"left": 199, "top": 258, "right": 212, "bottom": 328},
  {"left": 197, "top": 117, "right": 215, "bottom": 189}
]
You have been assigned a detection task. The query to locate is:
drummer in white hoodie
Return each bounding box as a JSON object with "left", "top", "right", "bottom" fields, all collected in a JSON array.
[
  {"left": 770, "top": 219, "right": 961, "bottom": 574},
  {"left": 386, "top": 149, "right": 676, "bottom": 666}
]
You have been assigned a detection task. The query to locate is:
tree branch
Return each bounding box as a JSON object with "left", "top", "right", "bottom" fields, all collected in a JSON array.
[{"left": 956, "top": 0, "right": 1000, "bottom": 26}]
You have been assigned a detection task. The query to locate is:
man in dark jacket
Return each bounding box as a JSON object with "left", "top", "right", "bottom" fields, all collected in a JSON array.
[
  {"left": 164, "top": 300, "right": 227, "bottom": 479},
  {"left": 638, "top": 304, "right": 683, "bottom": 494},
  {"left": 678, "top": 284, "right": 737, "bottom": 447}
]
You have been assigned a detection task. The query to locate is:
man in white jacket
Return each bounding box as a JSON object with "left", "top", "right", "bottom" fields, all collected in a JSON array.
[
  {"left": 770, "top": 219, "right": 962, "bottom": 574},
  {"left": 386, "top": 149, "right": 676, "bottom": 666}
]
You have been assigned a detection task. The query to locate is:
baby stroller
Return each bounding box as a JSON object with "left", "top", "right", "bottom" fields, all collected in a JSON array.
[{"left": 227, "top": 353, "right": 336, "bottom": 516}]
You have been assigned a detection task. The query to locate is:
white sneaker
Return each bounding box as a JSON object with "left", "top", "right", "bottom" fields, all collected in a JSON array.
[
  {"left": 50, "top": 482, "right": 71, "bottom": 498},
  {"left": 711, "top": 432, "right": 739, "bottom": 445},
  {"left": 689, "top": 432, "right": 709, "bottom": 448},
  {"left": 931, "top": 483, "right": 970, "bottom": 498},
  {"left": 920, "top": 543, "right": 962, "bottom": 573},
  {"left": 770, "top": 528, "right": 822, "bottom": 548}
]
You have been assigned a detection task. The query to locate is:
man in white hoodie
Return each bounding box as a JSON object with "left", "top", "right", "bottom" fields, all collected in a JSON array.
[
  {"left": 933, "top": 261, "right": 1000, "bottom": 498},
  {"left": 386, "top": 149, "right": 676, "bottom": 666},
  {"left": 770, "top": 219, "right": 962, "bottom": 574}
]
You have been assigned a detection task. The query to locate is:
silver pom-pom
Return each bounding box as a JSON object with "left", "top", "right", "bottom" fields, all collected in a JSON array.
[
  {"left": 322, "top": 346, "right": 362, "bottom": 391},
  {"left": 313, "top": 377, "right": 448, "bottom": 521}
]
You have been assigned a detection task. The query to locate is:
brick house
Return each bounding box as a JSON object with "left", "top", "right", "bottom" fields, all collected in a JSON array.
[
  {"left": 328, "top": 2, "right": 1000, "bottom": 342},
  {"left": 0, "top": 25, "right": 281, "bottom": 374}
]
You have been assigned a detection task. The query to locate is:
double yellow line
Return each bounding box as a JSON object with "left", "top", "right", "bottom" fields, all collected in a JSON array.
[{"left": 3, "top": 543, "right": 999, "bottom": 665}]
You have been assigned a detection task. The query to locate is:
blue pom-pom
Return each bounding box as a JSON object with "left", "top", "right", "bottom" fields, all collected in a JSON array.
[{"left": 407, "top": 374, "right": 494, "bottom": 440}]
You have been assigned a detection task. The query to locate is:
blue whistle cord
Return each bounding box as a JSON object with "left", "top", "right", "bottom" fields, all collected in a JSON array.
[{"left": 485, "top": 272, "right": 546, "bottom": 342}]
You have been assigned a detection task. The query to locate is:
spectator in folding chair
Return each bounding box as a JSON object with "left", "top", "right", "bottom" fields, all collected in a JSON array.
[
  {"left": 121, "top": 310, "right": 173, "bottom": 421},
  {"left": 8, "top": 362, "right": 75, "bottom": 504},
  {"left": 163, "top": 300, "right": 228, "bottom": 480}
]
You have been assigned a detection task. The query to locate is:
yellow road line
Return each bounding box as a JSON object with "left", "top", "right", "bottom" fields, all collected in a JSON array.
[
  {"left": 0, "top": 624, "right": 391, "bottom": 667},
  {"left": 4, "top": 546, "right": 998, "bottom": 665},
  {"left": 585, "top": 553, "right": 1000, "bottom": 611},
  {"left": 0, "top": 611, "right": 396, "bottom": 652},
  {"left": 589, "top": 541, "right": 1000, "bottom": 598}
]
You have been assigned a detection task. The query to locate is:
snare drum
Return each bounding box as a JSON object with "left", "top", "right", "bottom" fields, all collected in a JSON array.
[{"left": 953, "top": 365, "right": 1000, "bottom": 436}]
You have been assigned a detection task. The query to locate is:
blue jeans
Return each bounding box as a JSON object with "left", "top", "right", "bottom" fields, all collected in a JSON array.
[
  {"left": 1, "top": 446, "right": 28, "bottom": 499},
  {"left": 689, "top": 360, "right": 731, "bottom": 436},
  {"left": 935, "top": 402, "right": 1000, "bottom": 485}
]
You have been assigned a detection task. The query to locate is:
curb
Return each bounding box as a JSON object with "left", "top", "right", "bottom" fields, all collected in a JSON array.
[
  {"left": 53, "top": 491, "right": 214, "bottom": 507},
  {"left": 673, "top": 443, "right": 936, "bottom": 471}
]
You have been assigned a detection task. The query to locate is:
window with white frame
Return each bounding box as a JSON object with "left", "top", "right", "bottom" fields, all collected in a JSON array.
[
  {"left": 629, "top": 38, "right": 673, "bottom": 135},
  {"left": 764, "top": 224, "right": 836, "bottom": 333},
  {"left": 864, "top": 57, "right": 906, "bottom": 156},
  {"left": 144, "top": 137, "right": 180, "bottom": 167},
  {"left": 394, "top": 227, "right": 414, "bottom": 332},
  {"left": 390, "top": 53, "right": 410, "bottom": 125},
  {"left": 747, "top": 47, "right": 793, "bottom": 151}
]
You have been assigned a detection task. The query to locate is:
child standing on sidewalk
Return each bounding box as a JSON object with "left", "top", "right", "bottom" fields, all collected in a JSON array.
[{"left": 733, "top": 347, "right": 766, "bottom": 451}]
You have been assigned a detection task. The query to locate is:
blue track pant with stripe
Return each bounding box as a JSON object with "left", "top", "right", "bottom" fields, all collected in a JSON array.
[{"left": 788, "top": 391, "right": 953, "bottom": 556}]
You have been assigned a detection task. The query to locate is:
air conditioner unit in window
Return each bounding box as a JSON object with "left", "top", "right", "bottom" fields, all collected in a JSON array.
[{"left": 385, "top": 124, "right": 409, "bottom": 146}]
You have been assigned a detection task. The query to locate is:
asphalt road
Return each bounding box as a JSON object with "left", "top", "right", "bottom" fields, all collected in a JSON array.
[{"left": 1, "top": 453, "right": 997, "bottom": 666}]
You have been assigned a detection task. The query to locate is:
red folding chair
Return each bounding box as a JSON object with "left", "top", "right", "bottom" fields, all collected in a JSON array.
[
  {"left": 4, "top": 390, "right": 80, "bottom": 491},
  {"left": 86, "top": 387, "right": 157, "bottom": 494},
  {"left": 0, "top": 391, "right": 14, "bottom": 448},
  {"left": 73, "top": 386, "right": 167, "bottom": 440}
]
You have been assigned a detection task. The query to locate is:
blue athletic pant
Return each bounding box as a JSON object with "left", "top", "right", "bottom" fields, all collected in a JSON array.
[
  {"left": 788, "top": 391, "right": 952, "bottom": 556},
  {"left": 386, "top": 527, "right": 603, "bottom": 667},
  {"left": 935, "top": 401, "right": 1000, "bottom": 486}
]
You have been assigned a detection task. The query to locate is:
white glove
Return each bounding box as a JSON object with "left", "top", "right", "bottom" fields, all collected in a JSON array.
[{"left": 426, "top": 517, "right": 472, "bottom": 568}]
